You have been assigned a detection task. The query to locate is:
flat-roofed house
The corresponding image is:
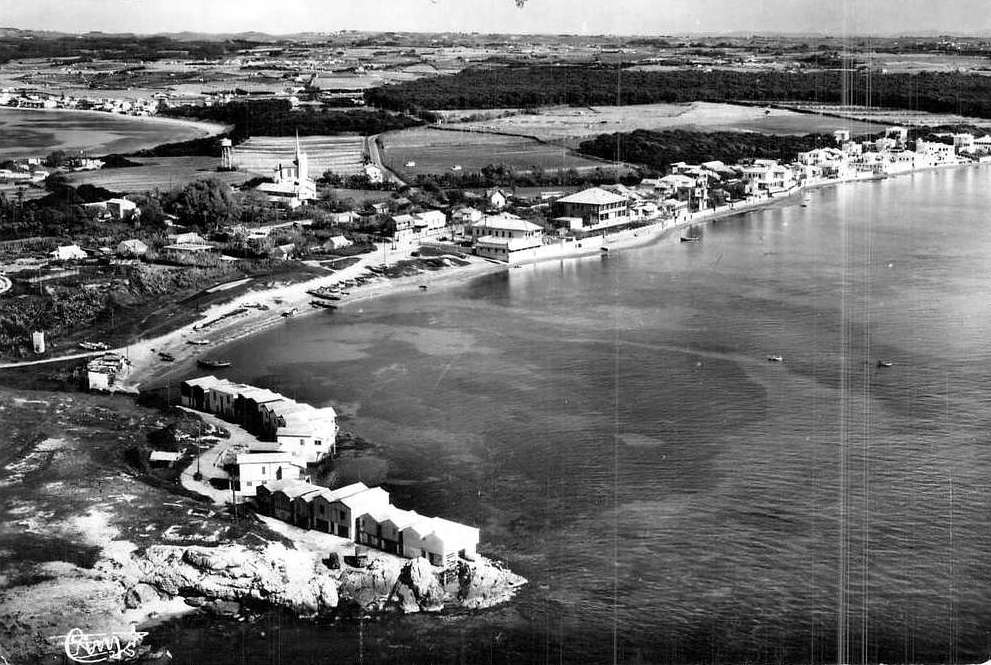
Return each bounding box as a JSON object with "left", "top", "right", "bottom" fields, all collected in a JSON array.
[
  {"left": 402, "top": 516, "right": 481, "bottom": 568},
  {"left": 235, "top": 452, "right": 305, "bottom": 497},
  {"left": 274, "top": 406, "right": 338, "bottom": 463},
  {"left": 552, "top": 187, "right": 629, "bottom": 229},
  {"left": 470, "top": 214, "right": 543, "bottom": 262},
  {"left": 310, "top": 482, "right": 369, "bottom": 533},
  {"left": 327, "top": 486, "right": 391, "bottom": 540}
]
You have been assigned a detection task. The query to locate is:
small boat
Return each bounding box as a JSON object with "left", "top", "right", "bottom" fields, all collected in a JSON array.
[
  {"left": 767, "top": 355, "right": 784, "bottom": 362},
  {"left": 680, "top": 236, "right": 701, "bottom": 243},
  {"left": 419, "top": 285, "right": 428, "bottom": 291},
  {"left": 281, "top": 307, "right": 298, "bottom": 318},
  {"left": 310, "top": 300, "right": 337, "bottom": 309},
  {"left": 187, "top": 339, "right": 211, "bottom": 346},
  {"left": 78, "top": 341, "right": 109, "bottom": 351},
  {"left": 877, "top": 360, "right": 894, "bottom": 368},
  {"left": 158, "top": 352, "right": 175, "bottom": 362},
  {"left": 198, "top": 359, "right": 231, "bottom": 369}
]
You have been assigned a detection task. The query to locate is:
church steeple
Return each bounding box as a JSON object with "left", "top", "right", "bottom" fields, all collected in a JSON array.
[{"left": 294, "top": 130, "right": 308, "bottom": 181}]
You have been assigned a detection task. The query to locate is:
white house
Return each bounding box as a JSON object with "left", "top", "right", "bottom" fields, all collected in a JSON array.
[
  {"left": 51, "top": 244, "right": 88, "bottom": 261},
  {"left": 364, "top": 164, "right": 385, "bottom": 184},
  {"left": 486, "top": 188, "right": 508, "bottom": 210},
  {"left": 310, "top": 482, "right": 370, "bottom": 533},
  {"left": 116, "top": 239, "right": 148, "bottom": 256},
  {"left": 235, "top": 452, "right": 305, "bottom": 497},
  {"left": 552, "top": 187, "right": 630, "bottom": 228},
  {"left": 470, "top": 214, "right": 544, "bottom": 262},
  {"left": 325, "top": 235, "right": 353, "bottom": 251},
  {"left": 401, "top": 516, "right": 480, "bottom": 568},
  {"left": 86, "top": 353, "right": 131, "bottom": 392},
  {"left": 107, "top": 198, "right": 138, "bottom": 221}
]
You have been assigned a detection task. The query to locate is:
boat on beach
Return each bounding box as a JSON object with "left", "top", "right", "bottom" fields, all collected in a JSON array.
[
  {"left": 186, "top": 339, "right": 211, "bottom": 346},
  {"left": 281, "top": 307, "right": 298, "bottom": 318},
  {"left": 78, "top": 341, "right": 109, "bottom": 351},
  {"left": 310, "top": 300, "right": 337, "bottom": 309},
  {"left": 158, "top": 352, "right": 175, "bottom": 362},
  {"left": 197, "top": 359, "right": 232, "bottom": 369}
]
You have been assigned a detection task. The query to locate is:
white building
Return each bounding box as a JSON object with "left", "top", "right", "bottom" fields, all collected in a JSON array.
[
  {"left": 235, "top": 452, "right": 305, "bottom": 497},
  {"left": 470, "top": 214, "right": 544, "bottom": 262},
  {"left": 256, "top": 134, "right": 318, "bottom": 208},
  {"left": 86, "top": 353, "right": 131, "bottom": 392},
  {"left": 117, "top": 239, "right": 148, "bottom": 257},
  {"left": 553, "top": 187, "right": 630, "bottom": 228},
  {"left": 51, "top": 244, "right": 88, "bottom": 261}
]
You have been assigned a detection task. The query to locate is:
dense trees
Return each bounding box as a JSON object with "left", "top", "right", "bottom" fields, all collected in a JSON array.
[
  {"left": 366, "top": 65, "right": 991, "bottom": 120},
  {"left": 162, "top": 99, "right": 423, "bottom": 143},
  {"left": 162, "top": 178, "right": 240, "bottom": 231},
  {"left": 579, "top": 129, "right": 833, "bottom": 171}
]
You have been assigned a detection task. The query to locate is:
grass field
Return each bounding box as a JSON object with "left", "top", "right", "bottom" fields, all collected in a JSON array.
[
  {"left": 767, "top": 102, "right": 991, "bottom": 130},
  {"left": 68, "top": 156, "right": 249, "bottom": 193},
  {"left": 448, "top": 101, "right": 881, "bottom": 143},
  {"left": 378, "top": 127, "right": 618, "bottom": 179},
  {"left": 234, "top": 135, "right": 367, "bottom": 177}
]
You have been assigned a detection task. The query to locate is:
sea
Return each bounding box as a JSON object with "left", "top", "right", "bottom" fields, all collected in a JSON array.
[
  {"left": 152, "top": 164, "right": 991, "bottom": 664},
  {"left": 0, "top": 107, "right": 217, "bottom": 158}
]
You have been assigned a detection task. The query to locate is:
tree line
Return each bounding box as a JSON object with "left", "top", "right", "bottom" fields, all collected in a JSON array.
[
  {"left": 161, "top": 99, "right": 423, "bottom": 145},
  {"left": 365, "top": 65, "right": 991, "bottom": 119},
  {"left": 578, "top": 129, "right": 835, "bottom": 172}
]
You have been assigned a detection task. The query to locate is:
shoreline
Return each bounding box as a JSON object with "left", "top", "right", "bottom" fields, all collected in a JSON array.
[
  {"left": 127, "top": 250, "right": 505, "bottom": 387},
  {"left": 0, "top": 105, "right": 229, "bottom": 157}
]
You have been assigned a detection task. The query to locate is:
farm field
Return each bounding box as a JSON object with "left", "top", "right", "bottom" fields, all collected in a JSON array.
[
  {"left": 378, "top": 127, "right": 619, "bottom": 179},
  {"left": 448, "top": 101, "right": 881, "bottom": 143},
  {"left": 234, "top": 135, "right": 366, "bottom": 177},
  {"left": 67, "top": 156, "right": 249, "bottom": 192},
  {"left": 768, "top": 102, "right": 991, "bottom": 130}
]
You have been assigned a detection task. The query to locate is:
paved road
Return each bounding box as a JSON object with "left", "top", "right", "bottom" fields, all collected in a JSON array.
[{"left": 0, "top": 348, "right": 111, "bottom": 369}]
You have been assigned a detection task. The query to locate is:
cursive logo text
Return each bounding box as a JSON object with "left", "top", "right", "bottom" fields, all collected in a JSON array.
[{"left": 51, "top": 628, "right": 148, "bottom": 663}]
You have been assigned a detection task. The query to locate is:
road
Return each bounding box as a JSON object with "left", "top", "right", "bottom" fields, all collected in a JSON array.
[{"left": 365, "top": 133, "right": 407, "bottom": 186}]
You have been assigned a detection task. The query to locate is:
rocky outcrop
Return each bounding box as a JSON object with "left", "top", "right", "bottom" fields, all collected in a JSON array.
[{"left": 131, "top": 541, "right": 526, "bottom": 618}]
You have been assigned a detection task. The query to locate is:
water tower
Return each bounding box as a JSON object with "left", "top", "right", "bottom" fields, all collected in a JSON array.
[
  {"left": 219, "top": 138, "right": 236, "bottom": 171},
  {"left": 32, "top": 331, "right": 45, "bottom": 354}
]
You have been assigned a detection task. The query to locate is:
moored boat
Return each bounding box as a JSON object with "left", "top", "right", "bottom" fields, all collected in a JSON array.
[
  {"left": 158, "top": 352, "right": 175, "bottom": 362},
  {"left": 79, "top": 341, "right": 109, "bottom": 351},
  {"left": 877, "top": 360, "right": 894, "bottom": 368},
  {"left": 767, "top": 355, "right": 784, "bottom": 362},
  {"left": 680, "top": 236, "right": 701, "bottom": 242},
  {"left": 198, "top": 359, "right": 232, "bottom": 369},
  {"left": 186, "top": 339, "right": 211, "bottom": 346}
]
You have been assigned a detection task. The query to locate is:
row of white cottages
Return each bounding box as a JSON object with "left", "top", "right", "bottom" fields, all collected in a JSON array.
[
  {"left": 257, "top": 479, "right": 479, "bottom": 569},
  {"left": 179, "top": 376, "right": 338, "bottom": 475}
]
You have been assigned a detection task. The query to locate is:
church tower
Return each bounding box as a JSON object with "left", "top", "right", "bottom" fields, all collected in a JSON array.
[{"left": 294, "top": 131, "right": 309, "bottom": 182}]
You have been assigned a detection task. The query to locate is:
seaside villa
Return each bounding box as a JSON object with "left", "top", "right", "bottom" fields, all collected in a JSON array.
[
  {"left": 470, "top": 214, "right": 544, "bottom": 262},
  {"left": 551, "top": 187, "right": 630, "bottom": 229}
]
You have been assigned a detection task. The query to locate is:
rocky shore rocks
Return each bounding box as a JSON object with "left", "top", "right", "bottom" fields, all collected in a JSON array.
[{"left": 130, "top": 540, "right": 526, "bottom": 618}]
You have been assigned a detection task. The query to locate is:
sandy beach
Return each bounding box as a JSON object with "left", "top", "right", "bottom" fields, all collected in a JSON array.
[{"left": 128, "top": 247, "right": 505, "bottom": 387}]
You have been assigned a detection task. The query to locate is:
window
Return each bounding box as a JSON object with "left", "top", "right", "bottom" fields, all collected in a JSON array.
[
  {"left": 246, "top": 481, "right": 253, "bottom": 487},
  {"left": 300, "top": 438, "right": 305, "bottom": 446},
  {"left": 261, "top": 466, "right": 266, "bottom": 475},
  {"left": 315, "top": 440, "right": 322, "bottom": 446}
]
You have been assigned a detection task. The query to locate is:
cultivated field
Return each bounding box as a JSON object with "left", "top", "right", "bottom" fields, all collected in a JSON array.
[
  {"left": 769, "top": 102, "right": 991, "bottom": 130},
  {"left": 234, "top": 135, "right": 366, "bottom": 177},
  {"left": 448, "top": 101, "right": 880, "bottom": 143},
  {"left": 378, "top": 127, "right": 618, "bottom": 179},
  {"left": 67, "top": 156, "right": 249, "bottom": 192}
]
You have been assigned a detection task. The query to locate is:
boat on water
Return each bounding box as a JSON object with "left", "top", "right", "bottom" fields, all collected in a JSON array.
[
  {"left": 186, "top": 339, "right": 210, "bottom": 346},
  {"left": 877, "top": 360, "right": 894, "bottom": 368},
  {"left": 680, "top": 236, "right": 701, "bottom": 243},
  {"left": 419, "top": 285, "right": 428, "bottom": 291},
  {"left": 158, "top": 352, "right": 176, "bottom": 362},
  {"left": 198, "top": 359, "right": 231, "bottom": 369},
  {"left": 767, "top": 355, "right": 784, "bottom": 362},
  {"left": 78, "top": 341, "right": 109, "bottom": 351}
]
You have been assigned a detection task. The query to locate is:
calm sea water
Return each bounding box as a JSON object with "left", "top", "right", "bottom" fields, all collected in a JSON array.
[
  {"left": 0, "top": 108, "right": 213, "bottom": 157},
  {"left": 155, "top": 165, "right": 991, "bottom": 664}
]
